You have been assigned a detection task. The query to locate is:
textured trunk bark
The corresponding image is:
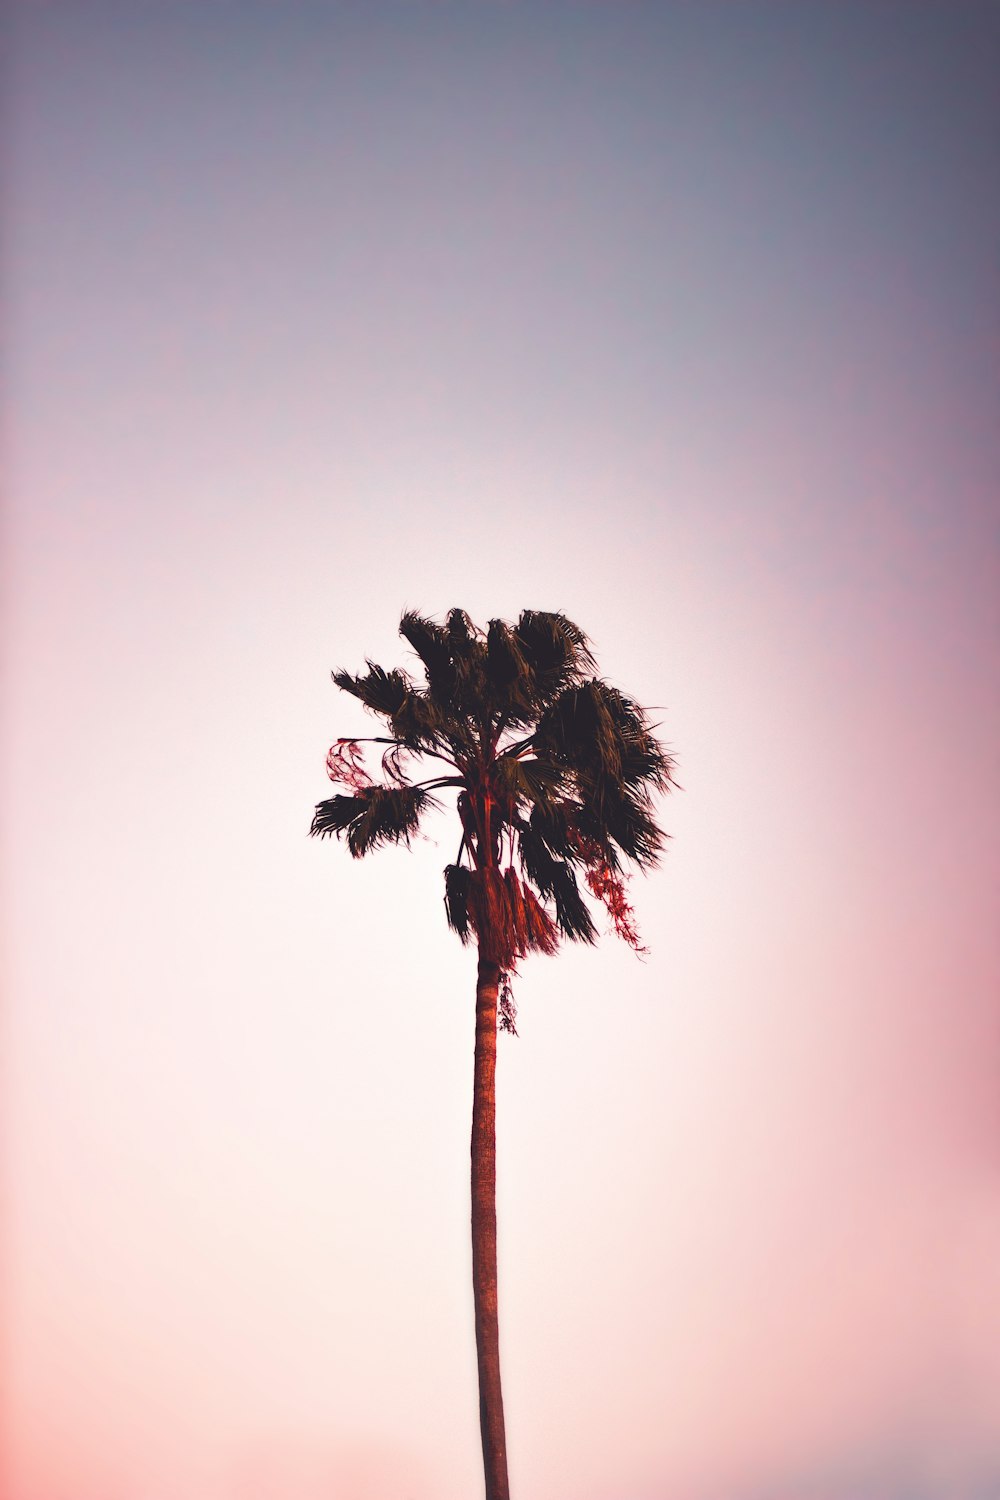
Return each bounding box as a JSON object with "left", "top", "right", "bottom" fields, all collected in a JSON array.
[{"left": 471, "top": 952, "right": 510, "bottom": 1500}]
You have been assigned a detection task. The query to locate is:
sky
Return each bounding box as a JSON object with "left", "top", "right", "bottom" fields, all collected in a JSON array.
[{"left": 3, "top": 3, "right": 999, "bottom": 1498}]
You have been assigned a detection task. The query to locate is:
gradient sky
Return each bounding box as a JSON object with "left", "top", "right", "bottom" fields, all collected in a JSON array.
[{"left": 4, "top": 4, "right": 999, "bottom": 1499}]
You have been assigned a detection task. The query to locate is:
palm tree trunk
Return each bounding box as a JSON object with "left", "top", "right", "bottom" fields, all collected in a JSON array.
[{"left": 471, "top": 952, "right": 510, "bottom": 1500}]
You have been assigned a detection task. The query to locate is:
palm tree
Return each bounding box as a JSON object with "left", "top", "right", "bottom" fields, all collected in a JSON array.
[{"left": 310, "top": 608, "right": 674, "bottom": 1500}]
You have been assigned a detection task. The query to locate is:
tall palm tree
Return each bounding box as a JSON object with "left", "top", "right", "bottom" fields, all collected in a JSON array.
[{"left": 310, "top": 608, "right": 674, "bottom": 1500}]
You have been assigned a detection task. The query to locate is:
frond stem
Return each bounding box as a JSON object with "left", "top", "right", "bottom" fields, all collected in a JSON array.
[
  {"left": 498, "top": 734, "right": 535, "bottom": 759},
  {"left": 343, "top": 735, "right": 460, "bottom": 771}
]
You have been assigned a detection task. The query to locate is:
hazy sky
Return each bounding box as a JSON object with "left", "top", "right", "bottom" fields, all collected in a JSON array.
[{"left": 5, "top": 4, "right": 999, "bottom": 1499}]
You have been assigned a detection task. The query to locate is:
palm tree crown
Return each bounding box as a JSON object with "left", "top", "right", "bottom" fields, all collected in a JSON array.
[{"left": 311, "top": 608, "right": 675, "bottom": 1002}]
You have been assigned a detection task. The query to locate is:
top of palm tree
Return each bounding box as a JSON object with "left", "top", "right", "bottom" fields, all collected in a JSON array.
[{"left": 311, "top": 608, "right": 676, "bottom": 995}]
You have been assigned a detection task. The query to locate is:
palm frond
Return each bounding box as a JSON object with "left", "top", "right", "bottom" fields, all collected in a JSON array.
[
  {"left": 503, "top": 867, "right": 528, "bottom": 948},
  {"left": 310, "top": 784, "right": 434, "bottom": 857},
  {"left": 450, "top": 634, "right": 489, "bottom": 718},
  {"left": 596, "top": 685, "right": 676, "bottom": 791},
  {"left": 621, "top": 734, "right": 676, "bottom": 792},
  {"left": 389, "top": 688, "right": 453, "bottom": 750},
  {"left": 493, "top": 754, "right": 567, "bottom": 815},
  {"left": 349, "top": 785, "right": 435, "bottom": 856},
  {"left": 444, "top": 863, "right": 473, "bottom": 942},
  {"left": 524, "top": 798, "right": 582, "bottom": 862},
  {"left": 533, "top": 679, "right": 623, "bottom": 782},
  {"left": 446, "top": 608, "right": 479, "bottom": 647},
  {"left": 485, "top": 619, "right": 531, "bottom": 688},
  {"left": 530, "top": 678, "right": 674, "bottom": 858},
  {"left": 332, "top": 662, "right": 410, "bottom": 719},
  {"left": 485, "top": 619, "right": 537, "bottom": 722},
  {"left": 573, "top": 784, "right": 665, "bottom": 869},
  {"left": 310, "top": 794, "right": 368, "bottom": 840},
  {"left": 521, "top": 885, "right": 560, "bottom": 954},
  {"left": 469, "top": 868, "right": 510, "bottom": 961},
  {"left": 547, "top": 862, "right": 598, "bottom": 942},
  {"left": 515, "top": 820, "right": 597, "bottom": 942},
  {"left": 326, "top": 739, "right": 373, "bottom": 790},
  {"left": 399, "top": 611, "right": 457, "bottom": 701},
  {"left": 602, "top": 790, "right": 666, "bottom": 868},
  {"left": 514, "top": 610, "right": 596, "bottom": 703},
  {"left": 582, "top": 854, "right": 648, "bottom": 953}
]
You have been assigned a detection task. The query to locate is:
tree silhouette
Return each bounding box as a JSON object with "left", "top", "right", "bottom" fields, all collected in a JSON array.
[{"left": 310, "top": 608, "right": 674, "bottom": 1500}]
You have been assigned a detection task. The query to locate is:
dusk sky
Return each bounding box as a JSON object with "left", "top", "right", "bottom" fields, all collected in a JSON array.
[{"left": 5, "top": 4, "right": 999, "bottom": 1498}]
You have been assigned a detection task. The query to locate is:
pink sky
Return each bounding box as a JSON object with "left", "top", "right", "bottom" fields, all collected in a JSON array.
[{"left": 4, "top": 4, "right": 999, "bottom": 1498}]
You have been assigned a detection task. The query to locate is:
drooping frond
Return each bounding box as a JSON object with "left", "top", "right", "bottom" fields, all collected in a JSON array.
[
  {"left": 503, "top": 865, "right": 527, "bottom": 939},
  {"left": 521, "top": 885, "right": 561, "bottom": 954},
  {"left": 516, "top": 818, "right": 598, "bottom": 942},
  {"left": 332, "top": 662, "right": 410, "bottom": 719},
  {"left": 524, "top": 797, "right": 581, "bottom": 862},
  {"left": 607, "top": 789, "right": 665, "bottom": 866},
  {"left": 310, "top": 784, "right": 434, "bottom": 857},
  {"left": 456, "top": 866, "right": 560, "bottom": 967},
  {"left": 326, "top": 739, "right": 373, "bottom": 790},
  {"left": 566, "top": 828, "right": 648, "bottom": 951},
  {"left": 470, "top": 868, "right": 511, "bottom": 959},
  {"left": 444, "top": 862, "right": 473, "bottom": 941},
  {"left": 572, "top": 783, "right": 665, "bottom": 869}
]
